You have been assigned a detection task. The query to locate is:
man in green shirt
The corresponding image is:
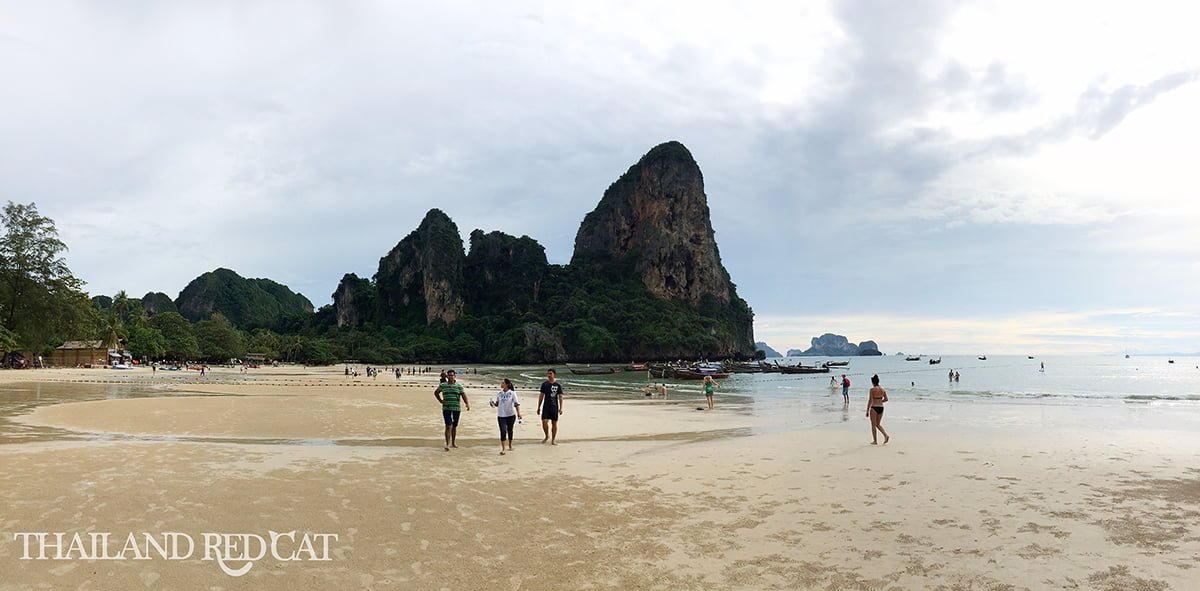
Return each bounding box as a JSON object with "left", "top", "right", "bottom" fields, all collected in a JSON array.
[{"left": 434, "top": 369, "right": 470, "bottom": 451}]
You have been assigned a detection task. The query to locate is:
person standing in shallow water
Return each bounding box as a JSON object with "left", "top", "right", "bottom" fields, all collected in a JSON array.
[
  {"left": 434, "top": 369, "right": 469, "bottom": 451},
  {"left": 866, "top": 374, "right": 889, "bottom": 445},
  {"left": 537, "top": 369, "right": 564, "bottom": 445},
  {"left": 840, "top": 374, "right": 851, "bottom": 404}
]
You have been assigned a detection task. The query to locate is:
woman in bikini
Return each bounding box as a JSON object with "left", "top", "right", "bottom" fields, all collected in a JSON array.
[{"left": 866, "top": 374, "right": 890, "bottom": 445}]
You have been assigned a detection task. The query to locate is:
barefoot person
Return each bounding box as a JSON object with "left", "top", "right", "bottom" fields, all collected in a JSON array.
[
  {"left": 866, "top": 374, "right": 889, "bottom": 445},
  {"left": 841, "top": 374, "right": 851, "bottom": 404},
  {"left": 434, "top": 369, "right": 469, "bottom": 451},
  {"left": 537, "top": 369, "right": 564, "bottom": 445},
  {"left": 490, "top": 378, "right": 522, "bottom": 455},
  {"left": 703, "top": 375, "right": 717, "bottom": 410}
]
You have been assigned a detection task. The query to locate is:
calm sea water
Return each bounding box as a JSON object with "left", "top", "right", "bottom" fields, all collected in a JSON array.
[{"left": 509, "top": 355, "right": 1200, "bottom": 433}]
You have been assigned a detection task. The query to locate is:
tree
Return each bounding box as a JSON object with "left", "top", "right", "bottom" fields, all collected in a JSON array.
[
  {"left": 193, "top": 313, "right": 245, "bottom": 361},
  {"left": 149, "top": 311, "right": 200, "bottom": 360},
  {"left": 126, "top": 324, "right": 167, "bottom": 359},
  {"left": 0, "top": 202, "right": 93, "bottom": 353}
]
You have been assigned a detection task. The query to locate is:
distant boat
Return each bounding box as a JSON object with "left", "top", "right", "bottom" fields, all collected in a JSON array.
[
  {"left": 1125, "top": 354, "right": 1130, "bottom": 359},
  {"left": 1168, "top": 359, "right": 1175, "bottom": 364},
  {"left": 929, "top": 358, "right": 941, "bottom": 365},
  {"left": 777, "top": 365, "right": 830, "bottom": 374},
  {"left": 110, "top": 364, "right": 133, "bottom": 370},
  {"left": 978, "top": 356, "right": 988, "bottom": 360},
  {"left": 822, "top": 360, "right": 849, "bottom": 368},
  {"left": 569, "top": 366, "right": 616, "bottom": 375},
  {"left": 1027, "top": 356, "right": 1035, "bottom": 359},
  {"left": 905, "top": 355, "right": 922, "bottom": 361}
]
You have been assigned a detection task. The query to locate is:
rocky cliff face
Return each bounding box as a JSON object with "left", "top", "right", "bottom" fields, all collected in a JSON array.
[
  {"left": 464, "top": 230, "right": 548, "bottom": 315},
  {"left": 755, "top": 341, "right": 783, "bottom": 358},
  {"left": 571, "top": 141, "right": 754, "bottom": 356},
  {"left": 573, "top": 141, "right": 733, "bottom": 306},
  {"left": 332, "top": 273, "right": 374, "bottom": 329},
  {"left": 373, "top": 209, "right": 466, "bottom": 326}
]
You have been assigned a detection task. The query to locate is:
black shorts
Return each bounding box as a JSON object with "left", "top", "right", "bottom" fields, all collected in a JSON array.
[
  {"left": 443, "top": 410, "right": 461, "bottom": 426},
  {"left": 541, "top": 406, "right": 559, "bottom": 421}
]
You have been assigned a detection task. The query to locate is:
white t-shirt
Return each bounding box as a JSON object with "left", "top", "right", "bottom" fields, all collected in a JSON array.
[{"left": 492, "top": 389, "right": 520, "bottom": 417}]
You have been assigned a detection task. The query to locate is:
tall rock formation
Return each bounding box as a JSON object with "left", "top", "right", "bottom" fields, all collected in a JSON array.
[
  {"left": 573, "top": 141, "right": 732, "bottom": 306},
  {"left": 571, "top": 141, "right": 754, "bottom": 356},
  {"left": 332, "top": 273, "right": 374, "bottom": 329},
  {"left": 373, "top": 209, "right": 466, "bottom": 326},
  {"left": 464, "top": 230, "right": 548, "bottom": 315},
  {"left": 794, "top": 334, "right": 884, "bottom": 356}
]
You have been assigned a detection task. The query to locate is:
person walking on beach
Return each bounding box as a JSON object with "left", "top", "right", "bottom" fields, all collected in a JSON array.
[
  {"left": 841, "top": 374, "right": 851, "bottom": 404},
  {"left": 490, "top": 378, "right": 521, "bottom": 455},
  {"left": 434, "top": 369, "right": 469, "bottom": 451},
  {"left": 866, "top": 374, "right": 889, "bottom": 445},
  {"left": 537, "top": 369, "right": 564, "bottom": 445},
  {"left": 703, "top": 375, "right": 718, "bottom": 410}
]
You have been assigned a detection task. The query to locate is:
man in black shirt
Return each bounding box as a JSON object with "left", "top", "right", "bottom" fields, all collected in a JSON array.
[{"left": 537, "top": 368, "right": 564, "bottom": 445}]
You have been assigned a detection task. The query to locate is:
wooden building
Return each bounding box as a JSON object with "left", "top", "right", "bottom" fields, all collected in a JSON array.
[{"left": 51, "top": 340, "right": 108, "bottom": 368}]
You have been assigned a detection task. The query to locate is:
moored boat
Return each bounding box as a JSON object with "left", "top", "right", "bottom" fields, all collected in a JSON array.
[
  {"left": 929, "top": 358, "right": 941, "bottom": 365},
  {"left": 569, "top": 366, "right": 617, "bottom": 375}
]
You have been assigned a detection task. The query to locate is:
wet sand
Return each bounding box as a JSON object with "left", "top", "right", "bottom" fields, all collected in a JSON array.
[{"left": 1, "top": 366, "right": 1198, "bottom": 590}]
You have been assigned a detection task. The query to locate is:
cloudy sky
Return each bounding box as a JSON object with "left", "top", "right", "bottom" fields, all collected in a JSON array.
[{"left": 2, "top": 1, "right": 1198, "bottom": 355}]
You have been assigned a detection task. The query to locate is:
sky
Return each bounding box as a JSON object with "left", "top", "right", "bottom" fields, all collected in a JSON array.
[{"left": 2, "top": 1, "right": 1198, "bottom": 355}]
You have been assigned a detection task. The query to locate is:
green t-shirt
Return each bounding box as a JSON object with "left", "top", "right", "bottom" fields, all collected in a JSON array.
[
  {"left": 439, "top": 383, "right": 464, "bottom": 411},
  {"left": 704, "top": 382, "right": 715, "bottom": 395}
]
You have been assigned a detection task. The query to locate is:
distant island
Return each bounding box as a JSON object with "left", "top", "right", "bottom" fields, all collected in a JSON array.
[
  {"left": 790, "top": 334, "right": 883, "bottom": 356},
  {"left": 754, "top": 342, "right": 782, "bottom": 358}
]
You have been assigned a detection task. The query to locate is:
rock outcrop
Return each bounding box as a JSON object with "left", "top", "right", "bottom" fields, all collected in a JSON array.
[
  {"left": 140, "top": 292, "right": 177, "bottom": 316},
  {"left": 464, "top": 230, "right": 548, "bottom": 315},
  {"left": 332, "top": 273, "right": 374, "bottom": 329},
  {"left": 794, "top": 333, "right": 883, "bottom": 357},
  {"left": 572, "top": 142, "right": 732, "bottom": 305},
  {"left": 858, "top": 340, "right": 883, "bottom": 356},
  {"left": 175, "top": 268, "right": 313, "bottom": 328},
  {"left": 571, "top": 141, "right": 754, "bottom": 357},
  {"left": 755, "top": 341, "right": 783, "bottom": 358},
  {"left": 373, "top": 209, "right": 466, "bottom": 326}
]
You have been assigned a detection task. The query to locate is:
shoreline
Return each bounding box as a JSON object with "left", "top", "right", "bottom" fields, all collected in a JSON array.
[{"left": 2, "top": 366, "right": 1199, "bottom": 589}]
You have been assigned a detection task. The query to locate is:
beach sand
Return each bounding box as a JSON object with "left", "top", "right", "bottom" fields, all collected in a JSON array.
[{"left": 1, "top": 366, "right": 1197, "bottom": 590}]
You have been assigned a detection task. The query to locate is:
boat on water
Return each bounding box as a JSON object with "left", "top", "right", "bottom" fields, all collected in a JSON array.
[
  {"left": 928, "top": 358, "right": 941, "bottom": 365},
  {"left": 1028, "top": 356, "right": 1035, "bottom": 359},
  {"left": 569, "top": 366, "right": 616, "bottom": 375},
  {"left": 978, "top": 356, "right": 988, "bottom": 360},
  {"left": 905, "top": 355, "right": 922, "bottom": 361},
  {"left": 776, "top": 364, "right": 830, "bottom": 374},
  {"left": 110, "top": 364, "right": 133, "bottom": 370},
  {"left": 822, "top": 360, "right": 849, "bottom": 368},
  {"left": 674, "top": 369, "right": 729, "bottom": 380},
  {"left": 1168, "top": 359, "right": 1175, "bottom": 364},
  {"left": 623, "top": 363, "right": 647, "bottom": 371}
]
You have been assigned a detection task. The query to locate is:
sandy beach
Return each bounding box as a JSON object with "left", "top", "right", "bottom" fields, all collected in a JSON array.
[{"left": 1, "top": 365, "right": 1197, "bottom": 590}]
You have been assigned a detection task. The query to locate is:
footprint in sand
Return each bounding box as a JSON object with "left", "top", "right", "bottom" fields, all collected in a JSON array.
[
  {"left": 420, "top": 540, "right": 429, "bottom": 551},
  {"left": 401, "top": 522, "right": 412, "bottom": 532}
]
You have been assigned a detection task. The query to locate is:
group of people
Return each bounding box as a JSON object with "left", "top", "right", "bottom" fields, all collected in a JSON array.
[
  {"left": 433, "top": 368, "right": 566, "bottom": 454},
  {"left": 433, "top": 367, "right": 888, "bottom": 451},
  {"left": 948, "top": 369, "right": 960, "bottom": 382},
  {"left": 642, "top": 376, "right": 719, "bottom": 410}
]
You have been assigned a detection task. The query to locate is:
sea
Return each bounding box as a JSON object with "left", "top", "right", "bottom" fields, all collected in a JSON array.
[{"left": 512, "top": 355, "right": 1200, "bottom": 434}]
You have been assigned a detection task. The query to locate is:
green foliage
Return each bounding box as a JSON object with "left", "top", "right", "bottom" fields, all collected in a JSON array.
[
  {"left": 149, "top": 311, "right": 201, "bottom": 360},
  {"left": 246, "top": 329, "right": 281, "bottom": 359},
  {"left": 126, "top": 324, "right": 167, "bottom": 359},
  {"left": 140, "top": 291, "right": 177, "bottom": 316},
  {"left": 176, "top": 268, "right": 313, "bottom": 330},
  {"left": 192, "top": 313, "right": 246, "bottom": 361},
  {"left": 0, "top": 325, "right": 18, "bottom": 352},
  {"left": 0, "top": 201, "right": 95, "bottom": 353}
]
